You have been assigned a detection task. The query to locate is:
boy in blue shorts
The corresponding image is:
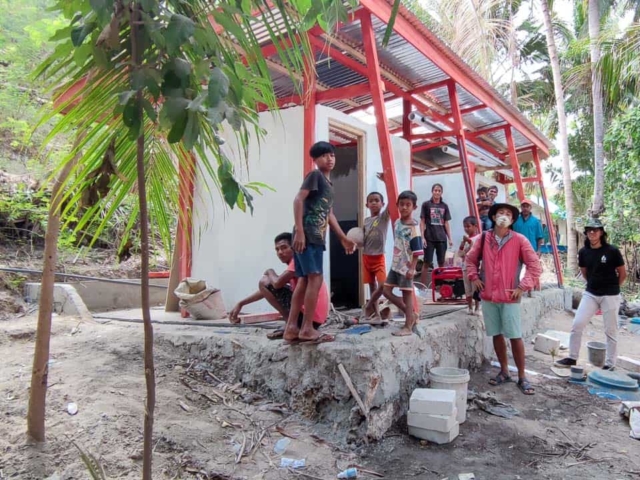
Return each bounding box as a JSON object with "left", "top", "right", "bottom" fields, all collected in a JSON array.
[
  {"left": 383, "top": 190, "right": 423, "bottom": 337},
  {"left": 283, "top": 141, "right": 355, "bottom": 345}
]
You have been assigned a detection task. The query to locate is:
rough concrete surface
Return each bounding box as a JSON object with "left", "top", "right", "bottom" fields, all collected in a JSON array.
[{"left": 159, "top": 289, "right": 568, "bottom": 442}]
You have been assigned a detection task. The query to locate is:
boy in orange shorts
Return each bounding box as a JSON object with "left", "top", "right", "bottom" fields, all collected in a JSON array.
[{"left": 362, "top": 192, "right": 391, "bottom": 320}]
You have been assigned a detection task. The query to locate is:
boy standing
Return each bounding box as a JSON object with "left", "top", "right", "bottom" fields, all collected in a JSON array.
[
  {"left": 383, "top": 191, "right": 424, "bottom": 337},
  {"left": 283, "top": 141, "right": 355, "bottom": 345},
  {"left": 458, "top": 216, "right": 481, "bottom": 315},
  {"left": 362, "top": 192, "right": 391, "bottom": 320},
  {"left": 476, "top": 186, "right": 492, "bottom": 231}
]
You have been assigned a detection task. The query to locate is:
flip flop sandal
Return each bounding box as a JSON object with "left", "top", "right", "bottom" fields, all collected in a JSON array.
[
  {"left": 299, "top": 333, "right": 336, "bottom": 345},
  {"left": 517, "top": 378, "right": 535, "bottom": 395},
  {"left": 266, "top": 329, "right": 285, "bottom": 340},
  {"left": 283, "top": 338, "right": 301, "bottom": 345},
  {"left": 488, "top": 371, "right": 513, "bottom": 386}
]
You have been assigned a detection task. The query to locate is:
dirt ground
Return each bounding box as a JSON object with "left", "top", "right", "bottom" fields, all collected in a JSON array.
[{"left": 1, "top": 309, "right": 639, "bottom": 479}]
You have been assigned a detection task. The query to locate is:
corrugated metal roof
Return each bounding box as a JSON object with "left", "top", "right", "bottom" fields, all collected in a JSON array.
[{"left": 246, "top": 0, "right": 552, "bottom": 169}]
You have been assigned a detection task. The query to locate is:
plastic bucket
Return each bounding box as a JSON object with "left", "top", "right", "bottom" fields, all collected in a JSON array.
[
  {"left": 586, "top": 341, "right": 606, "bottom": 367},
  {"left": 429, "top": 367, "right": 470, "bottom": 424}
]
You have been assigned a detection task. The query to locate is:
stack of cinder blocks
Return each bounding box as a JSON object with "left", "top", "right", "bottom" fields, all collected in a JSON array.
[{"left": 407, "top": 389, "right": 459, "bottom": 444}]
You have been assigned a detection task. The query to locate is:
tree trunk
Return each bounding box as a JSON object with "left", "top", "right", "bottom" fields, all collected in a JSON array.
[
  {"left": 589, "top": 0, "right": 605, "bottom": 217},
  {"left": 540, "top": 0, "right": 578, "bottom": 275},
  {"left": 27, "top": 137, "right": 81, "bottom": 441},
  {"left": 131, "top": 3, "right": 156, "bottom": 479}
]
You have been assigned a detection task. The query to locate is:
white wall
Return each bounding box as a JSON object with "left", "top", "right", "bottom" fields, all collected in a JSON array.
[
  {"left": 412, "top": 174, "right": 506, "bottom": 246},
  {"left": 192, "top": 107, "right": 304, "bottom": 313},
  {"left": 191, "top": 105, "right": 412, "bottom": 313}
]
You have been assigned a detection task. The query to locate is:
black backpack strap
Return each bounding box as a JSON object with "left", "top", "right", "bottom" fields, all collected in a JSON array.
[{"left": 478, "top": 231, "right": 487, "bottom": 263}]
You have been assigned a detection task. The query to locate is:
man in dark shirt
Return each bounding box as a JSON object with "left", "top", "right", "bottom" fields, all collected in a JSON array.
[{"left": 555, "top": 218, "right": 626, "bottom": 370}]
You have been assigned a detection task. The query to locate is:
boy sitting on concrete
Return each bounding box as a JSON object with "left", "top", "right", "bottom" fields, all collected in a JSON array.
[
  {"left": 283, "top": 141, "right": 355, "bottom": 345},
  {"left": 383, "top": 190, "right": 423, "bottom": 337},
  {"left": 228, "top": 232, "right": 329, "bottom": 339}
]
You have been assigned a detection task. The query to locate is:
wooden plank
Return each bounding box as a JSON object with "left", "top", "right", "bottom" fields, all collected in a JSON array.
[
  {"left": 239, "top": 312, "right": 282, "bottom": 324},
  {"left": 338, "top": 363, "right": 368, "bottom": 416}
]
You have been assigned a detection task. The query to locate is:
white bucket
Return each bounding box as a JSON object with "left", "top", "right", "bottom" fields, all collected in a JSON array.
[{"left": 429, "top": 367, "right": 470, "bottom": 424}]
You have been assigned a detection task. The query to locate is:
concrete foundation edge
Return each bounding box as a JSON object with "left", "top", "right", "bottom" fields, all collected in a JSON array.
[{"left": 24, "top": 283, "right": 93, "bottom": 321}]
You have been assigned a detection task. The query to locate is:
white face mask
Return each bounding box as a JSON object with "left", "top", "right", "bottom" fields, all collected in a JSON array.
[{"left": 495, "top": 214, "right": 512, "bottom": 227}]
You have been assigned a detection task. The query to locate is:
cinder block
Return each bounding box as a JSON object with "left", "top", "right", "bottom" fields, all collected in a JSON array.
[
  {"left": 408, "top": 422, "right": 460, "bottom": 444},
  {"left": 407, "top": 408, "right": 458, "bottom": 432},
  {"left": 534, "top": 334, "right": 561, "bottom": 355},
  {"left": 409, "top": 389, "right": 456, "bottom": 415},
  {"left": 618, "top": 356, "right": 640, "bottom": 373}
]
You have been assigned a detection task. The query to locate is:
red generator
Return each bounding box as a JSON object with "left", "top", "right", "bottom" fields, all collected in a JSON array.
[{"left": 431, "top": 267, "right": 467, "bottom": 304}]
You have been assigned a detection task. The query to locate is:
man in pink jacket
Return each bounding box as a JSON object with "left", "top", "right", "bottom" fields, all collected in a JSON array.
[{"left": 466, "top": 203, "right": 542, "bottom": 395}]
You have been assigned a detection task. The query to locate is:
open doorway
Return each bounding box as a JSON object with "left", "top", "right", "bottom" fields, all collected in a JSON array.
[{"left": 328, "top": 122, "right": 365, "bottom": 309}]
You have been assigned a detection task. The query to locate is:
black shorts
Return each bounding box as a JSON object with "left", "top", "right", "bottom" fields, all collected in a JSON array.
[
  {"left": 267, "top": 285, "right": 320, "bottom": 329},
  {"left": 266, "top": 285, "right": 293, "bottom": 311},
  {"left": 424, "top": 241, "right": 447, "bottom": 267}
]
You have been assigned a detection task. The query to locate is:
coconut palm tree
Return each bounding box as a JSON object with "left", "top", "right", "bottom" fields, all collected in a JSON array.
[
  {"left": 588, "top": 0, "right": 606, "bottom": 217},
  {"left": 540, "top": 0, "right": 578, "bottom": 274},
  {"left": 27, "top": 1, "right": 362, "bottom": 478}
]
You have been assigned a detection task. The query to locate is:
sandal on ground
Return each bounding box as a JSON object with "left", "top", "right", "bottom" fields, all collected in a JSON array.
[
  {"left": 517, "top": 378, "right": 535, "bottom": 395},
  {"left": 299, "top": 333, "right": 335, "bottom": 345},
  {"left": 266, "top": 329, "right": 285, "bottom": 340},
  {"left": 488, "top": 371, "right": 512, "bottom": 386}
]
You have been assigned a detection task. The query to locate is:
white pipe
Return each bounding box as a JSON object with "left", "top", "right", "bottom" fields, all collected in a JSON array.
[{"left": 441, "top": 146, "right": 460, "bottom": 158}]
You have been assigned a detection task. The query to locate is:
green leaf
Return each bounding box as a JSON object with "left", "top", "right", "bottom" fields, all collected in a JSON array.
[
  {"left": 161, "top": 97, "right": 189, "bottom": 123},
  {"left": 187, "top": 93, "right": 207, "bottom": 112},
  {"left": 71, "top": 22, "right": 97, "bottom": 46},
  {"left": 183, "top": 112, "right": 200, "bottom": 150},
  {"left": 122, "top": 99, "right": 142, "bottom": 140},
  {"left": 165, "top": 13, "right": 196, "bottom": 54},
  {"left": 207, "top": 102, "right": 226, "bottom": 126},
  {"left": 218, "top": 159, "right": 239, "bottom": 209},
  {"left": 208, "top": 67, "right": 230, "bottom": 108},
  {"left": 382, "top": 0, "right": 401, "bottom": 47},
  {"left": 142, "top": 99, "right": 158, "bottom": 122},
  {"left": 119, "top": 90, "right": 137, "bottom": 105},
  {"left": 167, "top": 112, "right": 188, "bottom": 143},
  {"left": 90, "top": 0, "right": 114, "bottom": 23}
]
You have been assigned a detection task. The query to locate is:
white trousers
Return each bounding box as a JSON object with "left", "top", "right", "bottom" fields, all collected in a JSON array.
[{"left": 569, "top": 291, "right": 621, "bottom": 367}]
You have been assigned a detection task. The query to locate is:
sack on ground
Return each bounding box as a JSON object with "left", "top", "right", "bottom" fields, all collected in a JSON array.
[{"left": 174, "top": 278, "right": 226, "bottom": 320}]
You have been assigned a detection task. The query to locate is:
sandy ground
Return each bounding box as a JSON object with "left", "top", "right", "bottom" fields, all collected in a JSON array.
[{"left": 1, "top": 309, "right": 639, "bottom": 479}]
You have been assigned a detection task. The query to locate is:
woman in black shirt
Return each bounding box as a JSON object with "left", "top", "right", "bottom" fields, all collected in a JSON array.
[{"left": 555, "top": 219, "right": 626, "bottom": 370}]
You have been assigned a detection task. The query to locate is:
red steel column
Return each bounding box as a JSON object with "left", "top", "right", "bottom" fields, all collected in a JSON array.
[
  {"left": 447, "top": 81, "right": 480, "bottom": 224},
  {"left": 505, "top": 127, "right": 525, "bottom": 202},
  {"left": 303, "top": 35, "right": 317, "bottom": 176},
  {"left": 361, "top": 11, "right": 399, "bottom": 220},
  {"left": 532, "top": 148, "right": 563, "bottom": 287},
  {"left": 402, "top": 98, "right": 413, "bottom": 189}
]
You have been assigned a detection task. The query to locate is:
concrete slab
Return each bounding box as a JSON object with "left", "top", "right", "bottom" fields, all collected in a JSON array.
[
  {"left": 409, "top": 389, "right": 456, "bottom": 415},
  {"left": 24, "top": 283, "right": 92, "bottom": 320},
  {"left": 155, "top": 289, "right": 566, "bottom": 443},
  {"left": 24, "top": 279, "right": 169, "bottom": 312}
]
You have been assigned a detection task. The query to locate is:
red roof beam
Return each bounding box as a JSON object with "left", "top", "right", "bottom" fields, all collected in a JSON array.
[
  {"left": 412, "top": 139, "right": 449, "bottom": 152},
  {"left": 358, "top": 0, "right": 550, "bottom": 156},
  {"left": 308, "top": 32, "right": 505, "bottom": 160},
  {"left": 411, "top": 131, "right": 454, "bottom": 141},
  {"left": 466, "top": 124, "right": 508, "bottom": 138},
  {"left": 316, "top": 82, "right": 382, "bottom": 102},
  {"left": 409, "top": 79, "right": 450, "bottom": 96}
]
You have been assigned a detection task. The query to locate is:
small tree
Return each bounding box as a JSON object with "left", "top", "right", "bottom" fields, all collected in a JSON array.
[{"left": 27, "top": 0, "right": 358, "bottom": 478}]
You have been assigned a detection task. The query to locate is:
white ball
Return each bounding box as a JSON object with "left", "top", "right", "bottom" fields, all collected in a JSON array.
[{"left": 347, "top": 227, "right": 364, "bottom": 247}]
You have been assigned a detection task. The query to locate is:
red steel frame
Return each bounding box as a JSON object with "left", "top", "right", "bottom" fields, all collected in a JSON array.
[{"left": 55, "top": 0, "right": 563, "bottom": 290}]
